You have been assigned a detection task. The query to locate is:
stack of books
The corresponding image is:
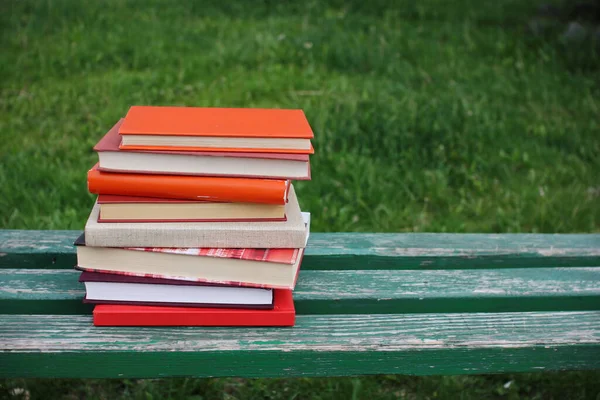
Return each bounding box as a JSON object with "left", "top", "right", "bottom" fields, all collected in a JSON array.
[{"left": 75, "top": 106, "right": 313, "bottom": 327}]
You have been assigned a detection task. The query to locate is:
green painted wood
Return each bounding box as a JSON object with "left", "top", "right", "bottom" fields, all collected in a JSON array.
[
  {"left": 2, "top": 230, "right": 599, "bottom": 377},
  {"left": 2, "top": 268, "right": 599, "bottom": 315},
  {"left": 1, "top": 230, "right": 600, "bottom": 269},
  {"left": 1, "top": 312, "right": 599, "bottom": 378},
  {"left": 0, "top": 230, "right": 77, "bottom": 269}
]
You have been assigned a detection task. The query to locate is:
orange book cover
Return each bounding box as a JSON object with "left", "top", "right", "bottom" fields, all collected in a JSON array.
[
  {"left": 87, "top": 164, "right": 289, "bottom": 205},
  {"left": 118, "top": 106, "right": 314, "bottom": 154},
  {"left": 119, "top": 106, "right": 314, "bottom": 138}
]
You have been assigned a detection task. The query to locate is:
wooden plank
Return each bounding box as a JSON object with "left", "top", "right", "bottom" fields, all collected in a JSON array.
[
  {"left": 1, "top": 230, "right": 599, "bottom": 270},
  {"left": 1, "top": 312, "right": 599, "bottom": 378},
  {"left": 306, "top": 233, "right": 600, "bottom": 269},
  {"left": 0, "top": 230, "right": 77, "bottom": 269},
  {"left": 2, "top": 268, "right": 599, "bottom": 315}
]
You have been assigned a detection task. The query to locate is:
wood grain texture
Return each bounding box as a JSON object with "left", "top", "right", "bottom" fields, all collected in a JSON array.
[
  {"left": 2, "top": 230, "right": 599, "bottom": 377},
  {"left": 2, "top": 268, "right": 599, "bottom": 315},
  {"left": 1, "top": 312, "right": 599, "bottom": 378},
  {"left": 0, "top": 230, "right": 77, "bottom": 269},
  {"left": 1, "top": 230, "right": 599, "bottom": 269}
]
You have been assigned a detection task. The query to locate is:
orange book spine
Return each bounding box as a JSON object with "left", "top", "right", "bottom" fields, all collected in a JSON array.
[{"left": 87, "top": 165, "right": 288, "bottom": 205}]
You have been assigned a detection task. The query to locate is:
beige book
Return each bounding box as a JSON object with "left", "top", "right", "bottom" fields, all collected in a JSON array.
[
  {"left": 99, "top": 200, "right": 285, "bottom": 221},
  {"left": 77, "top": 247, "right": 304, "bottom": 290},
  {"left": 85, "top": 185, "right": 306, "bottom": 248}
]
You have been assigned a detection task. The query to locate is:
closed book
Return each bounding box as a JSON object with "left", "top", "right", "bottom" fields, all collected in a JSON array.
[
  {"left": 79, "top": 271, "right": 274, "bottom": 309},
  {"left": 84, "top": 185, "right": 306, "bottom": 248},
  {"left": 88, "top": 164, "right": 290, "bottom": 204},
  {"left": 96, "top": 194, "right": 286, "bottom": 223},
  {"left": 95, "top": 119, "right": 311, "bottom": 179},
  {"left": 118, "top": 106, "right": 314, "bottom": 154},
  {"left": 92, "top": 289, "right": 295, "bottom": 326},
  {"left": 75, "top": 212, "right": 309, "bottom": 289}
]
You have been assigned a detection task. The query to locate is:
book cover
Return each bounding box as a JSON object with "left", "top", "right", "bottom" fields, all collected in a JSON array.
[
  {"left": 96, "top": 194, "right": 287, "bottom": 223},
  {"left": 80, "top": 271, "right": 275, "bottom": 309},
  {"left": 79, "top": 271, "right": 227, "bottom": 285},
  {"left": 92, "top": 289, "right": 295, "bottom": 326},
  {"left": 74, "top": 240, "right": 306, "bottom": 290},
  {"left": 75, "top": 263, "right": 302, "bottom": 289},
  {"left": 119, "top": 106, "right": 313, "bottom": 138},
  {"left": 94, "top": 119, "right": 311, "bottom": 179},
  {"left": 96, "top": 120, "right": 311, "bottom": 160},
  {"left": 88, "top": 164, "right": 290, "bottom": 204},
  {"left": 125, "top": 246, "right": 301, "bottom": 265},
  {"left": 76, "top": 213, "right": 309, "bottom": 289},
  {"left": 118, "top": 106, "right": 314, "bottom": 154},
  {"left": 84, "top": 185, "right": 306, "bottom": 248},
  {"left": 85, "top": 298, "right": 274, "bottom": 309},
  {"left": 75, "top": 233, "right": 301, "bottom": 266}
]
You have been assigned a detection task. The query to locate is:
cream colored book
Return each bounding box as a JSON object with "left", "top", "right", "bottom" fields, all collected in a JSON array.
[{"left": 84, "top": 185, "right": 307, "bottom": 248}]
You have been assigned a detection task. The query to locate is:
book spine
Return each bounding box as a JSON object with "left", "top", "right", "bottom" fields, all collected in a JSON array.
[
  {"left": 93, "top": 308, "right": 295, "bottom": 327},
  {"left": 88, "top": 167, "right": 287, "bottom": 205}
]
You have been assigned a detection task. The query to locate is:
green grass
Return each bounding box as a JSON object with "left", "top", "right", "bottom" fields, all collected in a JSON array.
[
  {"left": 3, "top": 373, "right": 600, "bottom": 400},
  {"left": 1, "top": 0, "right": 599, "bottom": 398}
]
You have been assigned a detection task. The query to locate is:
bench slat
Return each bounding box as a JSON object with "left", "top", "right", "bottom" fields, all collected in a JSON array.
[
  {"left": 1, "top": 312, "right": 599, "bottom": 378},
  {"left": 2, "top": 230, "right": 599, "bottom": 270},
  {"left": 2, "top": 268, "right": 599, "bottom": 315}
]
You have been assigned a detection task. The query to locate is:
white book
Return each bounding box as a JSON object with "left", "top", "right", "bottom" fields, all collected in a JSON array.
[{"left": 83, "top": 280, "right": 274, "bottom": 307}]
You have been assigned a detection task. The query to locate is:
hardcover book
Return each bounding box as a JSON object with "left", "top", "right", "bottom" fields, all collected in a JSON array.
[
  {"left": 76, "top": 213, "right": 310, "bottom": 289},
  {"left": 95, "top": 120, "right": 311, "bottom": 179},
  {"left": 88, "top": 164, "right": 291, "bottom": 204},
  {"left": 96, "top": 194, "right": 286, "bottom": 223},
  {"left": 80, "top": 271, "right": 274, "bottom": 309},
  {"left": 118, "top": 106, "right": 314, "bottom": 154},
  {"left": 126, "top": 245, "right": 302, "bottom": 265},
  {"left": 84, "top": 185, "right": 306, "bottom": 248},
  {"left": 92, "top": 289, "right": 295, "bottom": 326}
]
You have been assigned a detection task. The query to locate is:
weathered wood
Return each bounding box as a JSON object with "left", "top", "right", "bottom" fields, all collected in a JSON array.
[
  {"left": 0, "top": 230, "right": 78, "bottom": 269},
  {"left": 1, "top": 230, "right": 599, "bottom": 269},
  {"left": 2, "top": 230, "right": 599, "bottom": 378},
  {"left": 1, "top": 312, "right": 599, "bottom": 378},
  {"left": 1, "top": 268, "right": 599, "bottom": 315}
]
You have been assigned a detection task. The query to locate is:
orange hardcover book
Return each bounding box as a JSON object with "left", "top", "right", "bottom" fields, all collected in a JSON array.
[
  {"left": 88, "top": 164, "right": 290, "bottom": 204},
  {"left": 118, "top": 106, "right": 314, "bottom": 154}
]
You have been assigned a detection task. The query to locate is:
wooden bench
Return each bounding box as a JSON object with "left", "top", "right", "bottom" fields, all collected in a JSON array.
[{"left": 1, "top": 230, "right": 599, "bottom": 378}]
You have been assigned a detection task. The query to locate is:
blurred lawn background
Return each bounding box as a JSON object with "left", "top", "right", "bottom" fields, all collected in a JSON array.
[{"left": 1, "top": 0, "right": 599, "bottom": 398}]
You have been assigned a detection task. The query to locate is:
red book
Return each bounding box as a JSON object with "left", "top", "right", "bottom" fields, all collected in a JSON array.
[
  {"left": 118, "top": 106, "right": 314, "bottom": 154},
  {"left": 92, "top": 289, "right": 295, "bottom": 326},
  {"left": 88, "top": 164, "right": 291, "bottom": 204},
  {"left": 94, "top": 120, "right": 311, "bottom": 179}
]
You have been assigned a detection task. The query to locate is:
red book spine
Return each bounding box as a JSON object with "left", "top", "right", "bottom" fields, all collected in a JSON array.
[{"left": 92, "top": 289, "right": 295, "bottom": 326}]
